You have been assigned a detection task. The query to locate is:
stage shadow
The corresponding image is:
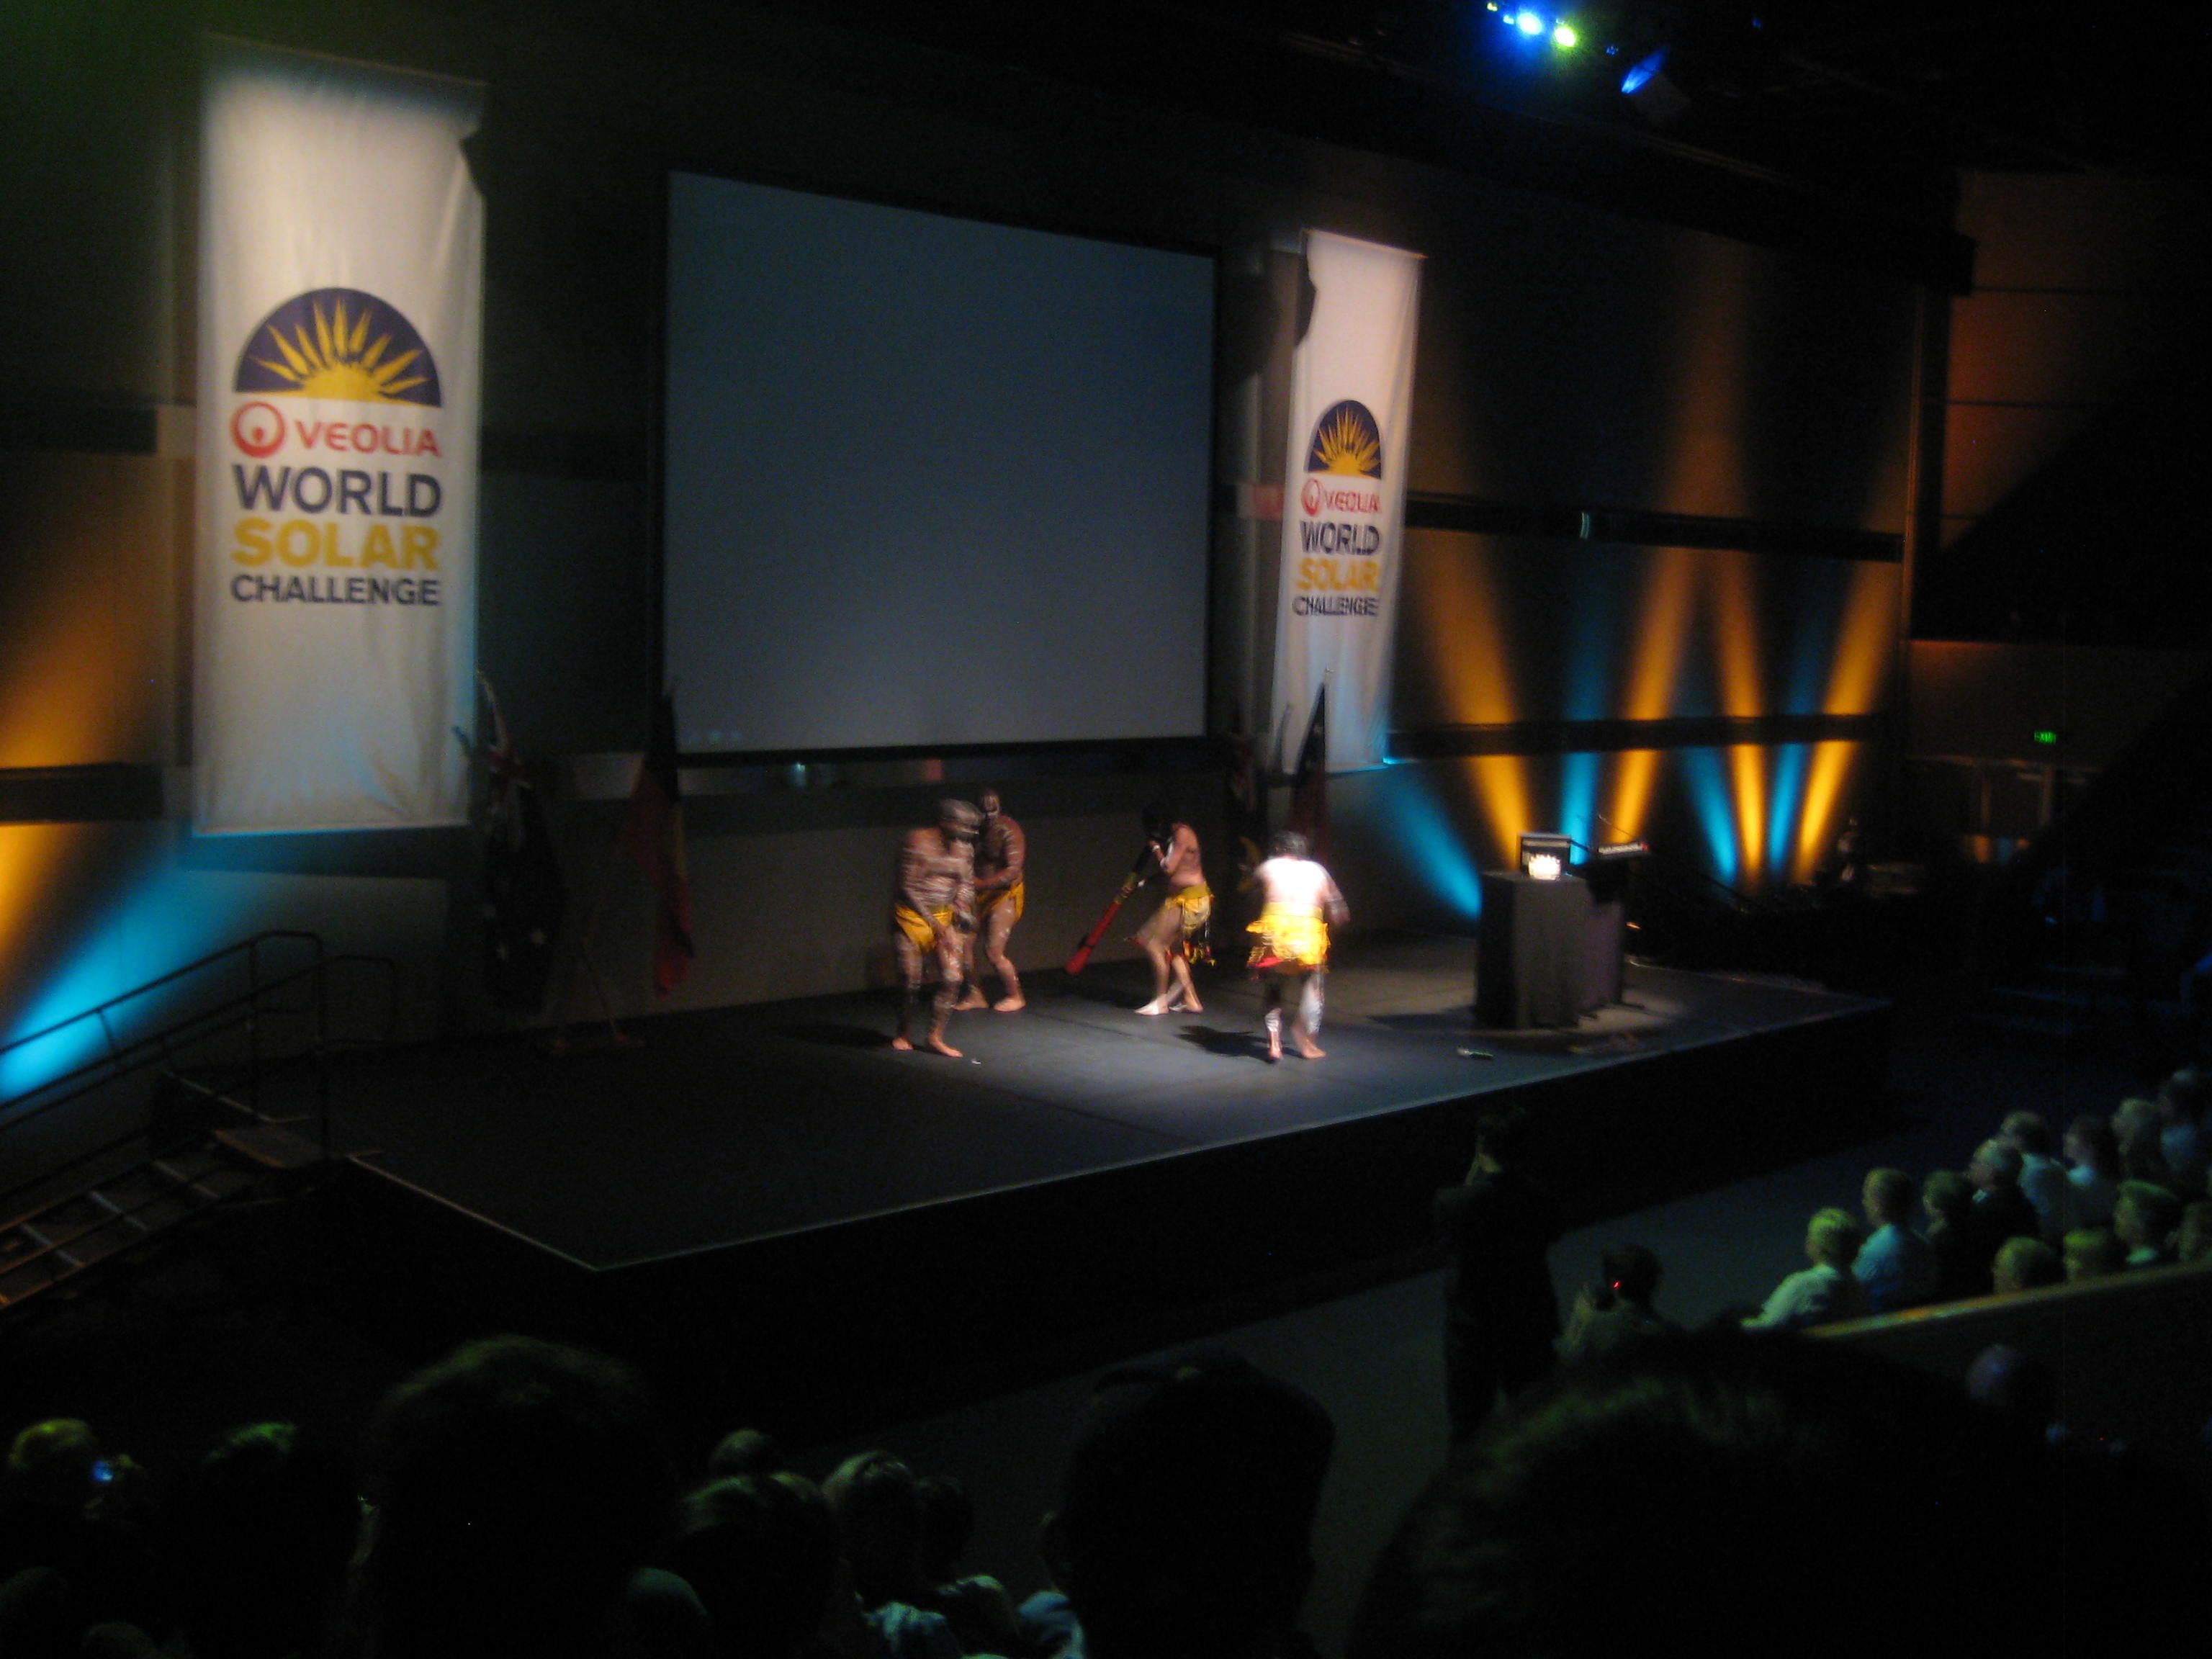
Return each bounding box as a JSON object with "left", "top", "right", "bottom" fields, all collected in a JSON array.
[
  {"left": 1368, "top": 1010, "right": 1475, "bottom": 1033},
  {"left": 774, "top": 1021, "right": 894, "bottom": 1049},
  {"left": 1179, "top": 1025, "right": 1265, "bottom": 1061}
]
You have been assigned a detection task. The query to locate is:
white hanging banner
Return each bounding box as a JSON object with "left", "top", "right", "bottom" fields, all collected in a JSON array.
[
  {"left": 196, "top": 40, "right": 482, "bottom": 832},
  {"left": 1272, "top": 230, "right": 1421, "bottom": 772}
]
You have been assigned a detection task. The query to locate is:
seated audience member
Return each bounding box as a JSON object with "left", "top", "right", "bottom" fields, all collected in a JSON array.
[
  {"left": 1743, "top": 1208, "right": 1867, "bottom": 1331},
  {"left": 914, "top": 1474, "right": 1020, "bottom": 1657},
  {"left": 1923, "top": 1169, "right": 1986, "bottom": 1300},
  {"left": 2179, "top": 1200, "right": 2212, "bottom": 1265},
  {"left": 2062, "top": 1112, "right": 2121, "bottom": 1229},
  {"left": 1965, "top": 1138, "right": 2042, "bottom": 1271},
  {"left": 1434, "top": 1103, "right": 1562, "bottom": 1439},
  {"left": 1990, "top": 1236, "right": 2064, "bottom": 1296},
  {"left": 1852, "top": 1167, "right": 1937, "bottom": 1313},
  {"left": 1557, "top": 1244, "right": 1674, "bottom": 1362},
  {"left": 2000, "top": 1111, "right": 2068, "bottom": 1241},
  {"left": 706, "top": 1429, "right": 786, "bottom": 1482},
  {"left": 1964, "top": 1344, "right": 2064, "bottom": 1444},
  {"left": 0, "top": 1419, "right": 152, "bottom": 1655},
  {"left": 161, "top": 1422, "right": 359, "bottom": 1659},
  {"left": 2115, "top": 1181, "right": 2183, "bottom": 1269},
  {"left": 2062, "top": 1226, "right": 2127, "bottom": 1283},
  {"left": 2157, "top": 1066, "right": 2211, "bottom": 1192},
  {"left": 660, "top": 1474, "right": 839, "bottom": 1659},
  {"left": 2113, "top": 1096, "right": 2173, "bottom": 1187},
  {"left": 822, "top": 1452, "right": 961, "bottom": 1659},
  {"left": 1346, "top": 1331, "right": 2211, "bottom": 1655},
  {"left": 356, "top": 1334, "right": 680, "bottom": 1659},
  {"left": 1040, "top": 1352, "right": 1333, "bottom": 1659}
]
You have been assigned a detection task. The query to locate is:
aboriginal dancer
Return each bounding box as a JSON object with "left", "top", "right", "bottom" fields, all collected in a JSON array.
[
  {"left": 1134, "top": 803, "right": 1211, "bottom": 1016},
  {"left": 956, "top": 788, "right": 1028, "bottom": 1013},
  {"left": 891, "top": 799, "right": 979, "bottom": 1056},
  {"left": 1246, "top": 830, "right": 1348, "bottom": 1061}
]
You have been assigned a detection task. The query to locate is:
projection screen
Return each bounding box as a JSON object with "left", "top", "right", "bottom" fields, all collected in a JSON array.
[{"left": 663, "top": 172, "right": 1216, "bottom": 755}]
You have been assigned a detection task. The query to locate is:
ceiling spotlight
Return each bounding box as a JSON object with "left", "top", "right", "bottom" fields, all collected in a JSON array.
[
  {"left": 1517, "top": 12, "right": 1546, "bottom": 35},
  {"left": 1553, "top": 23, "right": 1578, "bottom": 48}
]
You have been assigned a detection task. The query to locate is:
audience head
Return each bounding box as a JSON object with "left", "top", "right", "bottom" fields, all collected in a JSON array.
[
  {"left": 1474, "top": 1103, "right": 1534, "bottom": 1167},
  {"left": 1964, "top": 1344, "right": 2059, "bottom": 1428},
  {"left": 914, "top": 1473, "right": 974, "bottom": 1586},
  {"left": 2116, "top": 1182, "right": 2182, "bottom": 1257},
  {"left": 1992, "top": 1236, "right": 2064, "bottom": 1296},
  {"left": 2113, "top": 1096, "right": 2161, "bottom": 1155},
  {"left": 1923, "top": 1169, "right": 1973, "bottom": 1230},
  {"left": 2000, "top": 1110, "right": 2055, "bottom": 1159},
  {"left": 1045, "top": 1351, "right": 1334, "bottom": 1659},
  {"left": 1804, "top": 1207, "right": 1862, "bottom": 1270},
  {"left": 1269, "top": 830, "right": 1311, "bottom": 861},
  {"left": 2177, "top": 1200, "right": 2212, "bottom": 1264},
  {"left": 1861, "top": 1167, "right": 1915, "bottom": 1228},
  {"left": 163, "top": 1421, "right": 359, "bottom": 1659},
  {"left": 2062, "top": 1227, "right": 2126, "bottom": 1283},
  {"left": 2157, "top": 1066, "right": 2209, "bottom": 1125},
  {"left": 1969, "top": 1138, "right": 2023, "bottom": 1193},
  {"left": 2064, "top": 1113, "right": 2120, "bottom": 1177},
  {"left": 2, "top": 1419, "right": 105, "bottom": 1526},
  {"left": 706, "top": 1427, "right": 786, "bottom": 1481},
  {"left": 1596, "top": 1244, "right": 1661, "bottom": 1308},
  {"left": 1347, "top": 1331, "right": 2207, "bottom": 1655},
  {"left": 359, "top": 1334, "right": 674, "bottom": 1659},
  {"left": 823, "top": 1449, "right": 926, "bottom": 1608},
  {"left": 662, "top": 1473, "right": 838, "bottom": 1659}
]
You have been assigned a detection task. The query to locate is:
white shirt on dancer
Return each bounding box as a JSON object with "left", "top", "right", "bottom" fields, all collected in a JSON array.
[{"left": 1254, "top": 856, "right": 1339, "bottom": 914}]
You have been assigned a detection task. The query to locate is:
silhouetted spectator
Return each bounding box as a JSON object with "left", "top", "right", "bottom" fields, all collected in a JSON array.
[
  {"left": 1923, "top": 1169, "right": 1985, "bottom": 1300},
  {"left": 357, "top": 1334, "right": 679, "bottom": 1659},
  {"left": 913, "top": 1475, "right": 1020, "bottom": 1656},
  {"left": 162, "top": 1422, "right": 359, "bottom": 1659},
  {"left": 2062, "top": 1112, "right": 2121, "bottom": 1229},
  {"left": 1434, "top": 1105, "right": 1561, "bottom": 1437},
  {"left": 1346, "top": 1331, "right": 2210, "bottom": 1656},
  {"left": 2157, "top": 1066, "right": 2210, "bottom": 1191},
  {"left": 1852, "top": 1167, "right": 1936, "bottom": 1313},
  {"left": 661, "top": 1474, "right": 838, "bottom": 1659},
  {"left": 1744, "top": 1208, "right": 1866, "bottom": 1331},
  {"left": 2116, "top": 1181, "right": 2182, "bottom": 1269},
  {"left": 2062, "top": 1226, "right": 2126, "bottom": 1283},
  {"left": 1040, "top": 1352, "right": 1333, "bottom": 1659},
  {"left": 2179, "top": 1200, "right": 2212, "bottom": 1264},
  {"left": 1966, "top": 1138, "right": 2042, "bottom": 1275},
  {"left": 822, "top": 1452, "right": 959, "bottom": 1659},
  {"left": 1557, "top": 1244, "right": 1674, "bottom": 1363},
  {"left": 2000, "top": 1111, "right": 2067, "bottom": 1241},
  {"left": 0, "top": 1419, "right": 151, "bottom": 1657},
  {"left": 1991, "top": 1236, "right": 2063, "bottom": 1296},
  {"left": 706, "top": 1429, "right": 786, "bottom": 1482},
  {"left": 2113, "top": 1096, "right": 2172, "bottom": 1187}
]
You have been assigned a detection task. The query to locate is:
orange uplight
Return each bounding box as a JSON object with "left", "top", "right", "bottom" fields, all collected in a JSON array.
[
  {"left": 1794, "top": 741, "right": 1861, "bottom": 880},
  {"left": 1467, "top": 753, "right": 1535, "bottom": 866}
]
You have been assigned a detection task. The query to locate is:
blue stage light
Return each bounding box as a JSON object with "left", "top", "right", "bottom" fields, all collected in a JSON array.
[
  {"left": 1518, "top": 12, "right": 1547, "bottom": 36},
  {"left": 1621, "top": 45, "right": 1668, "bottom": 94}
]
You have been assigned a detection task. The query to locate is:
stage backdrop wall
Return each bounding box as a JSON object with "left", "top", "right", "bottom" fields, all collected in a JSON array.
[{"left": 195, "top": 40, "right": 482, "bottom": 834}]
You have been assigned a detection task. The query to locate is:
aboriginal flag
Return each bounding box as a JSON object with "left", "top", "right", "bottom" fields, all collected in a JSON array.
[
  {"left": 1287, "top": 683, "right": 1328, "bottom": 853},
  {"left": 621, "top": 690, "right": 693, "bottom": 994}
]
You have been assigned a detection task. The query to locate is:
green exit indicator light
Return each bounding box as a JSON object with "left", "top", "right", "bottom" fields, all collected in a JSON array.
[{"left": 2033, "top": 729, "right": 2059, "bottom": 746}]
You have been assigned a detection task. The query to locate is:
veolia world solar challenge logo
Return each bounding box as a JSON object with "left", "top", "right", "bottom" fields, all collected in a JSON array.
[
  {"left": 223, "top": 287, "right": 449, "bottom": 608},
  {"left": 1292, "top": 399, "right": 1385, "bottom": 619}
]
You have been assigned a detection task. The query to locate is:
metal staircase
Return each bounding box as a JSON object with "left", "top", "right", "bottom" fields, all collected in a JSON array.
[{"left": 0, "top": 931, "right": 397, "bottom": 1315}]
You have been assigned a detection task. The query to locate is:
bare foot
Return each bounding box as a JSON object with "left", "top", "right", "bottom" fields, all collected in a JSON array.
[
  {"left": 1296, "top": 1038, "right": 1326, "bottom": 1060},
  {"left": 891, "top": 1035, "right": 914, "bottom": 1052},
  {"left": 927, "top": 1034, "right": 963, "bottom": 1058},
  {"left": 993, "top": 995, "right": 1026, "bottom": 1012},
  {"left": 1267, "top": 1033, "right": 1282, "bottom": 1061},
  {"left": 1137, "top": 997, "right": 1170, "bottom": 1016},
  {"left": 952, "top": 989, "right": 989, "bottom": 1011},
  {"left": 1178, "top": 997, "right": 1202, "bottom": 1014}
]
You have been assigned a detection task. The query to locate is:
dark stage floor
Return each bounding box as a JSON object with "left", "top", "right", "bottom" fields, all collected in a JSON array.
[{"left": 330, "top": 934, "right": 1882, "bottom": 1270}]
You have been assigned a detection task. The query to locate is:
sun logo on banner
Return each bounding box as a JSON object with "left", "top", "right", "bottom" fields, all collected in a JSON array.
[
  {"left": 233, "top": 288, "right": 444, "bottom": 406},
  {"left": 1304, "top": 400, "right": 1383, "bottom": 478}
]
